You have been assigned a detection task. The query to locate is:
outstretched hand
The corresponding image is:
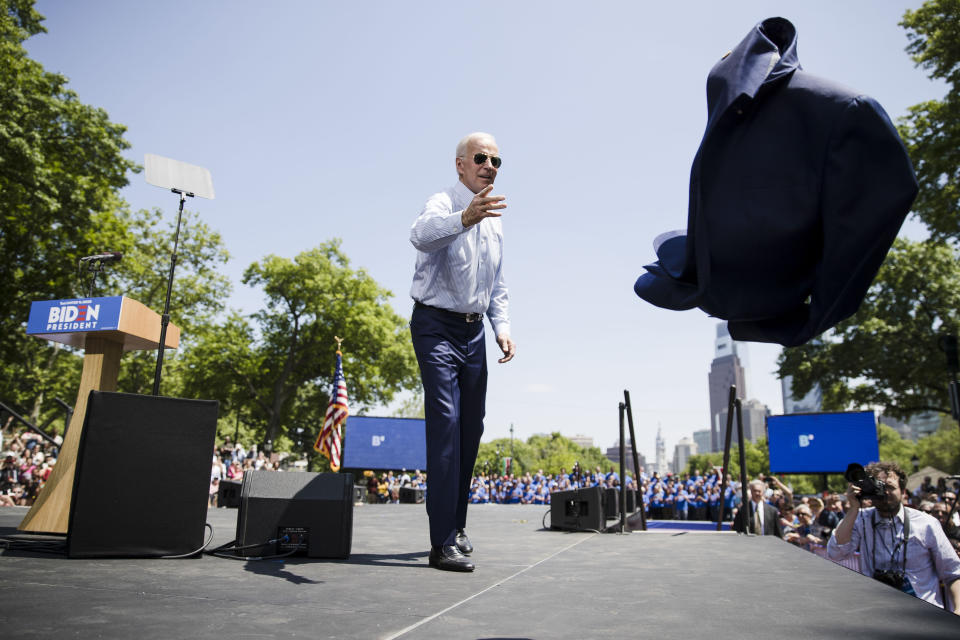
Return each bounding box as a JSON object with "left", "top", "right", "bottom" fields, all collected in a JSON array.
[
  {"left": 461, "top": 185, "right": 506, "bottom": 227},
  {"left": 496, "top": 334, "right": 516, "bottom": 363}
]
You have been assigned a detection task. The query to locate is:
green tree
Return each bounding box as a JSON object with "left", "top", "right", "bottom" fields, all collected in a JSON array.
[
  {"left": 183, "top": 241, "right": 421, "bottom": 452},
  {"left": 899, "top": 0, "right": 960, "bottom": 239},
  {"left": 474, "top": 432, "right": 614, "bottom": 477},
  {"left": 391, "top": 392, "right": 424, "bottom": 419},
  {"left": 916, "top": 419, "right": 960, "bottom": 473},
  {"left": 0, "top": 1, "right": 136, "bottom": 425},
  {"left": 102, "top": 207, "right": 231, "bottom": 396},
  {"left": 779, "top": 239, "right": 960, "bottom": 418}
]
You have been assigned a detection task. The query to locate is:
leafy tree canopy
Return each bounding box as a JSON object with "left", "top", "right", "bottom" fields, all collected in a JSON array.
[
  {"left": 899, "top": 0, "right": 960, "bottom": 240},
  {"left": 183, "top": 241, "right": 421, "bottom": 452}
]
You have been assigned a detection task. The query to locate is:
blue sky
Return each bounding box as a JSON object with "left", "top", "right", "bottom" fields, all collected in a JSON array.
[{"left": 26, "top": 1, "right": 943, "bottom": 460}]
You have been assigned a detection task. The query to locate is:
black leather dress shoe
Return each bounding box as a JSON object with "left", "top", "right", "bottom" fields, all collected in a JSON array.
[
  {"left": 455, "top": 529, "right": 473, "bottom": 555},
  {"left": 429, "top": 545, "right": 475, "bottom": 572}
]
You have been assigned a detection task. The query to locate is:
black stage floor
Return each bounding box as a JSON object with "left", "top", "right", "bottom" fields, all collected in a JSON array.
[{"left": 1, "top": 503, "right": 958, "bottom": 639}]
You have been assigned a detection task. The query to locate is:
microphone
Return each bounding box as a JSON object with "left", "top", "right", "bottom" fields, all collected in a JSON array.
[{"left": 79, "top": 251, "right": 123, "bottom": 263}]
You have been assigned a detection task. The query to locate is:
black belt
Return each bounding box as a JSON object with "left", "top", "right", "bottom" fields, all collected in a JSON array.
[{"left": 414, "top": 301, "right": 483, "bottom": 323}]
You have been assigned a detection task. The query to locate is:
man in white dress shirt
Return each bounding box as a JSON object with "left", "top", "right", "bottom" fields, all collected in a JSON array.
[
  {"left": 409, "top": 132, "right": 516, "bottom": 572},
  {"left": 828, "top": 460, "right": 960, "bottom": 613}
]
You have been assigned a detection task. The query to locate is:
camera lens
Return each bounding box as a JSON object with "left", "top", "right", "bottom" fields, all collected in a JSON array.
[{"left": 844, "top": 463, "right": 867, "bottom": 483}]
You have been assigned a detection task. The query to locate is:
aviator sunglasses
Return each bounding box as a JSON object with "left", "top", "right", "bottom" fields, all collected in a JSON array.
[{"left": 471, "top": 152, "right": 502, "bottom": 169}]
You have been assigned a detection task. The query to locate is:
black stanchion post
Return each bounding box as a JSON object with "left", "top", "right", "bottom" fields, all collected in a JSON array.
[
  {"left": 618, "top": 402, "right": 627, "bottom": 534},
  {"left": 624, "top": 390, "right": 646, "bottom": 530},
  {"left": 716, "top": 386, "right": 737, "bottom": 532},
  {"left": 735, "top": 397, "right": 750, "bottom": 533}
]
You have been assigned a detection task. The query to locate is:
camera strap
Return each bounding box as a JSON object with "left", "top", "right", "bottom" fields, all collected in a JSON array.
[{"left": 871, "top": 508, "right": 911, "bottom": 590}]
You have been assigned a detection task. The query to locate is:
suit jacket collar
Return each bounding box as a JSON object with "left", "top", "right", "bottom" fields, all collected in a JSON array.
[{"left": 704, "top": 17, "right": 801, "bottom": 137}]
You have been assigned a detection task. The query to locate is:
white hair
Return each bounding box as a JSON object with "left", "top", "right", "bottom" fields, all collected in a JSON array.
[{"left": 456, "top": 132, "right": 497, "bottom": 158}]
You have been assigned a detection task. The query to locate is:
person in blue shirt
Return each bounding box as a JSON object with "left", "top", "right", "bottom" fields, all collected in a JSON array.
[
  {"left": 509, "top": 483, "right": 523, "bottom": 504},
  {"left": 708, "top": 487, "right": 721, "bottom": 521},
  {"left": 522, "top": 485, "right": 535, "bottom": 504},
  {"left": 676, "top": 487, "right": 689, "bottom": 520}
]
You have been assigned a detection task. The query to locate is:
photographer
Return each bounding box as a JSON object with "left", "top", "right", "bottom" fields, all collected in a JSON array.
[{"left": 827, "top": 461, "right": 960, "bottom": 613}]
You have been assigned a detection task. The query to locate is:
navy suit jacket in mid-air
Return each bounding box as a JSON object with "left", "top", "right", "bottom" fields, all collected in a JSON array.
[{"left": 634, "top": 17, "right": 918, "bottom": 347}]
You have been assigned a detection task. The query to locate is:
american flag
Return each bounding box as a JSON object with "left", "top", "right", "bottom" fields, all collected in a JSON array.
[{"left": 314, "top": 349, "right": 348, "bottom": 471}]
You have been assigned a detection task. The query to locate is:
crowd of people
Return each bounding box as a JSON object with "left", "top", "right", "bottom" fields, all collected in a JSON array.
[
  {"left": 208, "top": 436, "right": 287, "bottom": 505},
  {"left": 0, "top": 429, "right": 60, "bottom": 507}
]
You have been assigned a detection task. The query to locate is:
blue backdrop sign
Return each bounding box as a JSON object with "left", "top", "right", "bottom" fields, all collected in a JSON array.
[
  {"left": 26, "top": 296, "right": 123, "bottom": 335},
  {"left": 767, "top": 410, "right": 879, "bottom": 474},
  {"left": 343, "top": 416, "right": 427, "bottom": 470}
]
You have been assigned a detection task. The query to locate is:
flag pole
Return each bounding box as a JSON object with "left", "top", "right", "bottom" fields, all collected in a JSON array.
[{"left": 333, "top": 335, "right": 343, "bottom": 474}]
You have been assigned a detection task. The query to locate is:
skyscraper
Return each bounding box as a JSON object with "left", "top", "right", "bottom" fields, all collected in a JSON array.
[
  {"left": 716, "top": 398, "right": 770, "bottom": 448},
  {"left": 655, "top": 426, "right": 667, "bottom": 476},
  {"left": 693, "top": 429, "right": 711, "bottom": 455},
  {"left": 673, "top": 436, "right": 697, "bottom": 475},
  {"left": 708, "top": 323, "right": 746, "bottom": 452}
]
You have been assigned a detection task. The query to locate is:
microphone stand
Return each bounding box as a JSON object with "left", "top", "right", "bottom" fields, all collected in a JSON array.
[
  {"left": 87, "top": 259, "right": 106, "bottom": 298},
  {"left": 152, "top": 189, "right": 191, "bottom": 396}
]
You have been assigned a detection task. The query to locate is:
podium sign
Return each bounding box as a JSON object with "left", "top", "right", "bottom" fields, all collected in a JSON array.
[
  {"left": 28, "top": 296, "right": 123, "bottom": 336},
  {"left": 26, "top": 297, "right": 178, "bottom": 351}
]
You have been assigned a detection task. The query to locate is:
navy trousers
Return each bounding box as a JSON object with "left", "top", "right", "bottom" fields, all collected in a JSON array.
[{"left": 410, "top": 304, "right": 487, "bottom": 548}]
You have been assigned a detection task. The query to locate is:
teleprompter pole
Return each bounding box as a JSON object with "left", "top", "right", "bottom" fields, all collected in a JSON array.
[
  {"left": 624, "top": 390, "right": 647, "bottom": 530},
  {"left": 716, "top": 386, "right": 737, "bottom": 532},
  {"left": 152, "top": 189, "right": 190, "bottom": 396},
  {"left": 618, "top": 402, "right": 627, "bottom": 534}
]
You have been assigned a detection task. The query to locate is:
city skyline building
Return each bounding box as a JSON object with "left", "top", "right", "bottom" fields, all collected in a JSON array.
[
  {"left": 569, "top": 434, "right": 594, "bottom": 449},
  {"left": 716, "top": 398, "right": 770, "bottom": 448},
  {"left": 606, "top": 438, "right": 646, "bottom": 477},
  {"left": 655, "top": 426, "right": 667, "bottom": 476},
  {"left": 693, "top": 429, "right": 711, "bottom": 455},
  {"left": 708, "top": 323, "right": 747, "bottom": 452},
  {"left": 672, "top": 436, "right": 697, "bottom": 475}
]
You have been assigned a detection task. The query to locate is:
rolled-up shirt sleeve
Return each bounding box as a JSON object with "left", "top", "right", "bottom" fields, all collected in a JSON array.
[
  {"left": 827, "top": 513, "right": 863, "bottom": 563},
  {"left": 929, "top": 520, "right": 960, "bottom": 587},
  {"left": 410, "top": 193, "right": 466, "bottom": 253}
]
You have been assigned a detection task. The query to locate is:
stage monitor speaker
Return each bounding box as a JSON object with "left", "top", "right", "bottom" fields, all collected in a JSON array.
[
  {"left": 67, "top": 391, "right": 218, "bottom": 558},
  {"left": 603, "top": 487, "right": 619, "bottom": 520},
  {"left": 549, "top": 487, "right": 605, "bottom": 532},
  {"left": 626, "top": 489, "right": 637, "bottom": 512},
  {"left": 399, "top": 486, "right": 424, "bottom": 503},
  {"left": 236, "top": 470, "right": 354, "bottom": 558},
  {"left": 218, "top": 479, "right": 242, "bottom": 508}
]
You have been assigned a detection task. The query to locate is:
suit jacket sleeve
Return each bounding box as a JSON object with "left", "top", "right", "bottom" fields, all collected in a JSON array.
[
  {"left": 768, "top": 504, "right": 784, "bottom": 539},
  {"left": 729, "top": 96, "right": 918, "bottom": 347}
]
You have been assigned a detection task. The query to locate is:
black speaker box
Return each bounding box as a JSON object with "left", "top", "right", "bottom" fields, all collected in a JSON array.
[
  {"left": 218, "top": 479, "right": 242, "bottom": 508},
  {"left": 603, "top": 487, "right": 619, "bottom": 520},
  {"left": 235, "top": 470, "right": 354, "bottom": 558},
  {"left": 625, "top": 489, "right": 638, "bottom": 512},
  {"left": 67, "top": 391, "right": 218, "bottom": 558},
  {"left": 399, "top": 486, "right": 424, "bottom": 503},
  {"left": 549, "top": 487, "right": 605, "bottom": 532}
]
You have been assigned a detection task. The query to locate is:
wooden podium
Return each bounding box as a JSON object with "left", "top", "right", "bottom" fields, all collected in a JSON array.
[{"left": 19, "top": 296, "right": 179, "bottom": 534}]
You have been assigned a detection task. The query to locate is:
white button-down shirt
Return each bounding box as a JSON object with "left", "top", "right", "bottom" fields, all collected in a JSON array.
[
  {"left": 828, "top": 505, "right": 960, "bottom": 609},
  {"left": 410, "top": 180, "right": 510, "bottom": 337}
]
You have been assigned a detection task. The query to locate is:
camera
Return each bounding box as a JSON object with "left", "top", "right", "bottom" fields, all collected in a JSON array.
[
  {"left": 872, "top": 569, "right": 906, "bottom": 590},
  {"left": 844, "top": 463, "right": 888, "bottom": 499}
]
